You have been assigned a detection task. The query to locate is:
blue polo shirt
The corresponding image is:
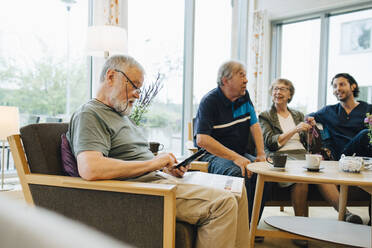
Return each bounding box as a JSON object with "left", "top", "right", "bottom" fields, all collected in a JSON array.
[
  {"left": 195, "top": 87, "right": 258, "bottom": 155},
  {"left": 309, "top": 101, "right": 372, "bottom": 159}
]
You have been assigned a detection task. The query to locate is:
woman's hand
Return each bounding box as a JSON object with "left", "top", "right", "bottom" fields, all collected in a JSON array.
[
  {"left": 295, "top": 122, "right": 312, "bottom": 133},
  {"left": 306, "top": 116, "right": 316, "bottom": 126}
]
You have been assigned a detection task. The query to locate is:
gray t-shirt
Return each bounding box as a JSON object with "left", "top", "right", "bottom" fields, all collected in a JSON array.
[{"left": 67, "top": 99, "right": 153, "bottom": 161}]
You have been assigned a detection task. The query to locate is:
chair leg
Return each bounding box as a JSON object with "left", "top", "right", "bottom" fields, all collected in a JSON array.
[{"left": 280, "top": 206, "right": 284, "bottom": 212}]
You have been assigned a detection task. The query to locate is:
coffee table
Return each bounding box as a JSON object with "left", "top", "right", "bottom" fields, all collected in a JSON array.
[{"left": 247, "top": 160, "right": 372, "bottom": 248}]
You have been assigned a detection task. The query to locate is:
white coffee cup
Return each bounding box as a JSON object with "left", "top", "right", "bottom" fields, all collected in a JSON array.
[{"left": 306, "top": 154, "right": 322, "bottom": 169}]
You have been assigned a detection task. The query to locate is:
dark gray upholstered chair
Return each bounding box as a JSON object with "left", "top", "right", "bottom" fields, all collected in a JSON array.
[{"left": 8, "top": 123, "right": 196, "bottom": 248}]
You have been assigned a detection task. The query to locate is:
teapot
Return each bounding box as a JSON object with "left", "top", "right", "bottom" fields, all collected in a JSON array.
[{"left": 339, "top": 154, "right": 364, "bottom": 173}]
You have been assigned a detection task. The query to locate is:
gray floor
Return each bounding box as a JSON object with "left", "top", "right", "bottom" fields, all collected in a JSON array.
[{"left": 2, "top": 180, "right": 370, "bottom": 248}]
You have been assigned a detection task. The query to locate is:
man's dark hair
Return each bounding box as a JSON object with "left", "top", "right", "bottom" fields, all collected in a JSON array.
[{"left": 331, "top": 73, "right": 359, "bottom": 98}]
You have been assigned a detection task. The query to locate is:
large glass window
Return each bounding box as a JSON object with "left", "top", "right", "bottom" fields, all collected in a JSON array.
[
  {"left": 0, "top": 0, "right": 89, "bottom": 126},
  {"left": 274, "top": 6, "right": 372, "bottom": 113},
  {"left": 193, "top": 0, "right": 232, "bottom": 111},
  {"left": 128, "top": 0, "right": 184, "bottom": 156},
  {"left": 0, "top": 0, "right": 89, "bottom": 173},
  {"left": 279, "top": 19, "right": 321, "bottom": 114},
  {"left": 327, "top": 8, "right": 372, "bottom": 104}
]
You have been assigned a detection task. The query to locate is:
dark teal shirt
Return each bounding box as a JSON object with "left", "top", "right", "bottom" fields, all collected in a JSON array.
[
  {"left": 309, "top": 101, "right": 372, "bottom": 159},
  {"left": 195, "top": 87, "right": 257, "bottom": 155}
]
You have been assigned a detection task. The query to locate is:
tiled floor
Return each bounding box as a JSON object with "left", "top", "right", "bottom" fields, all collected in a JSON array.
[
  {"left": 0, "top": 178, "right": 23, "bottom": 201},
  {"left": 1, "top": 180, "right": 370, "bottom": 248}
]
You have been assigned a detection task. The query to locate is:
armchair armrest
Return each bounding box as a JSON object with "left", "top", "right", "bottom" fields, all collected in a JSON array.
[
  {"left": 189, "top": 161, "right": 209, "bottom": 173},
  {"left": 185, "top": 142, "right": 208, "bottom": 172}
]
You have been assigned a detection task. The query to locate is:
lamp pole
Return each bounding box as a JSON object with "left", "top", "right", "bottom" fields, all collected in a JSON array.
[
  {"left": 61, "top": 0, "right": 76, "bottom": 117},
  {"left": 1, "top": 141, "right": 6, "bottom": 190}
]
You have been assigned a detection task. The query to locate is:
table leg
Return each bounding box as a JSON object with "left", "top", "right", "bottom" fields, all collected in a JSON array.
[
  {"left": 338, "top": 185, "right": 348, "bottom": 221},
  {"left": 249, "top": 174, "right": 265, "bottom": 248}
]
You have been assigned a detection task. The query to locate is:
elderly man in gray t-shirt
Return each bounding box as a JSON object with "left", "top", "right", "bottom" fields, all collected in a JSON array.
[{"left": 66, "top": 55, "right": 249, "bottom": 248}]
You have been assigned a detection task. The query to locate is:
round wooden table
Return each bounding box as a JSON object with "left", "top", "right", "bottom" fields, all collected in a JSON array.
[{"left": 247, "top": 160, "right": 372, "bottom": 248}]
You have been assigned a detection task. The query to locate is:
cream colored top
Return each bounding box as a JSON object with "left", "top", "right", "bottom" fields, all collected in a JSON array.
[{"left": 277, "top": 114, "right": 305, "bottom": 151}]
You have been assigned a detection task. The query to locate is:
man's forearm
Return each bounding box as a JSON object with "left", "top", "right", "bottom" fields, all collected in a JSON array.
[
  {"left": 77, "top": 151, "right": 158, "bottom": 180},
  {"left": 250, "top": 123, "right": 266, "bottom": 157}
]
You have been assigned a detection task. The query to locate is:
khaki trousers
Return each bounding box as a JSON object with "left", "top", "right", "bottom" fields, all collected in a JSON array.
[{"left": 135, "top": 173, "right": 250, "bottom": 248}]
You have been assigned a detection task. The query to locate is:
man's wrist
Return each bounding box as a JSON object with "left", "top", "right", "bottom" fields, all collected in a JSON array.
[
  {"left": 255, "top": 153, "right": 266, "bottom": 162},
  {"left": 256, "top": 152, "right": 266, "bottom": 158}
]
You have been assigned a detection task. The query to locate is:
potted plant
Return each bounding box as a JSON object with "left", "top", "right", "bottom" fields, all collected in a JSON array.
[{"left": 130, "top": 73, "right": 164, "bottom": 126}]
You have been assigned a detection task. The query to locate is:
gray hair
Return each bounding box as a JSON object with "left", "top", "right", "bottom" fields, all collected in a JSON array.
[
  {"left": 217, "top": 60, "right": 246, "bottom": 86},
  {"left": 269, "top": 78, "right": 295, "bottom": 103},
  {"left": 99, "top": 55, "right": 144, "bottom": 83}
]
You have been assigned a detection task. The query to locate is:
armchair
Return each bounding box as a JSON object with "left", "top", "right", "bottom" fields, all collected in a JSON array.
[{"left": 8, "top": 123, "right": 196, "bottom": 248}]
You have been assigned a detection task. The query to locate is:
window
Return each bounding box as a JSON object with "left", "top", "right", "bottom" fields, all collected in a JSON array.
[
  {"left": 128, "top": 0, "right": 184, "bottom": 156},
  {"left": 0, "top": 0, "right": 90, "bottom": 172},
  {"left": 327, "top": 8, "right": 372, "bottom": 104},
  {"left": 193, "top": 0, "right": 232, "bottom": 110},
  {"left": 280, "top": 19, "right": 320, "bottom": 114},
  {"left": 0, "top": 0, "right": 90, "bottom": 126},
  {"left": 273, "top": 6, "right": 372, "bottom": 113}
]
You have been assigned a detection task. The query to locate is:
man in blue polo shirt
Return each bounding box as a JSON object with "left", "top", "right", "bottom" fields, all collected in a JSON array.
[
  {"left": 309, "top": 73, "right": 372, "bottom": 160},
  {"left": 195, "top": 60, "right": 269, "bottom": 236}
]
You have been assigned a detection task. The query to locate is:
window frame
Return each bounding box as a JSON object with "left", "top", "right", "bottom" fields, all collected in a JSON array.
[
  {"left": 271, "top": 2, "right": 372, "bottom": 110},
  {"left": 121, "top": 0, "right": 239, "bottom": 155}
]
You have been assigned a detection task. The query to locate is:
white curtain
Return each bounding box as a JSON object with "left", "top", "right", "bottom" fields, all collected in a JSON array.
[
  {"left": 93, "top": 0, "right": 122, "bottom": 26},
  {"left": 249, "top": 10, "right": 267, "bottom": 114},
  {"left": 104, "top": 0, "right": 120, "bottom": 25}
]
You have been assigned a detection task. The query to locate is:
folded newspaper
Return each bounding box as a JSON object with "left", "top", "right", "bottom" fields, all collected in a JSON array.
[{"left": 156, "top": 171, "right": 244, "bottom": 196}]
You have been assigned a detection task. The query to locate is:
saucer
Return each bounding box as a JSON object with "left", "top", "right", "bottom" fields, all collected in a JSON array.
[
  {"left": 268, "top": 164, "right": 285, "bottom": 171},
  {"left": 303, "top": 166, "right": 324, "bottom": 172}
]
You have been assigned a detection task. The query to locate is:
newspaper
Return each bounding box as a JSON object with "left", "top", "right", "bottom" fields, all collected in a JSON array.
[{"left": 156, "top": 171, "right": 244, "bottom": 196}]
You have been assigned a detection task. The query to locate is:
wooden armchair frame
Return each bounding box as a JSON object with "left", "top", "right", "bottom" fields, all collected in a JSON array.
[{"left": 8, "top": 134, "right": 177, "bottom": 248}]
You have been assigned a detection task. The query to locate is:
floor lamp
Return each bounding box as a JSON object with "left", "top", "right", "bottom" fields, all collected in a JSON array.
[
  {"left": 86, "top": 24, "right": 127, "bottom": 59},
  {"left": 0, "top": 106, "right": 19, "bottom": 191}
]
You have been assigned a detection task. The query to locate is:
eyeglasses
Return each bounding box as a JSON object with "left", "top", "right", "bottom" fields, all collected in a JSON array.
[
  {"left": 114, "top": 69, "right": 141, "bottom": 94},
  {"left": 273, "top": 87, "right": 289, "bottom": 92}
]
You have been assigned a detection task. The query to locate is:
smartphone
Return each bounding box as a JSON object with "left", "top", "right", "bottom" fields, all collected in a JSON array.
[{"left": 174, "top": 149, "right": 206, "bottom": 169}]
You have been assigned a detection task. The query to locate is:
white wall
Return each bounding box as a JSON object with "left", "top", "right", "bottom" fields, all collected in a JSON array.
[{"left": 256, "top": 0, "right": 372, "bottom": 20}]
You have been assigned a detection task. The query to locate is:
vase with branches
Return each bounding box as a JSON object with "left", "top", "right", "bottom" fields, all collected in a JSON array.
[{"left": 130, "top": 73, "right": 164, "bottom": 126}]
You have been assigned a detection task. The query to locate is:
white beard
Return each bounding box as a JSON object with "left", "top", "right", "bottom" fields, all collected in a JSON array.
[{"left": 109, "top": 87, "right": 133, "bottom": 116}]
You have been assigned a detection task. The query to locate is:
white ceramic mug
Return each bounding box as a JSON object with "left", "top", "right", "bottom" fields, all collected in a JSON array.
[{"left": 306, "top": 154, "right": 322, "bottom": 169}]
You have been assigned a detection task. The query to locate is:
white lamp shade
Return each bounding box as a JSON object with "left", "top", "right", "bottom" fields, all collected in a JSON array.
[
  {"left": 0, "top": 106, "right": 19, "bottom": 141},
  {"left": 86, "top": 25, "right": 128, "bottom": 57}
]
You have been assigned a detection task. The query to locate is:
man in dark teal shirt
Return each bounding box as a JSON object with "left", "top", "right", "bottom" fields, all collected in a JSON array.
[
  {"left": 195, "top": 61, "right": 269, "bottom": 238},
  {"left": 309, "top": 73, "right": 372, "bottom": 160}
]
